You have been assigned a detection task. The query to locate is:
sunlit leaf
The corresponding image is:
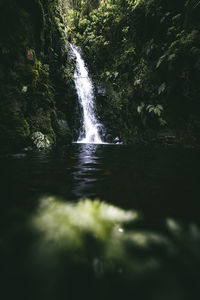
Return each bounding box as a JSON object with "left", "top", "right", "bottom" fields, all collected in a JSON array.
[
  {"left": 158, "top": 82, "right": 166, "bottom": 95},
  {"left": 137, "top": 102, "right": 145, "bottom": 114}
]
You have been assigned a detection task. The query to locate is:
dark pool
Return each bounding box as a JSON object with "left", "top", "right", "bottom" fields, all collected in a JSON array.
[{"left": 0, "top": 144, "right": 200, "bottom": 300}]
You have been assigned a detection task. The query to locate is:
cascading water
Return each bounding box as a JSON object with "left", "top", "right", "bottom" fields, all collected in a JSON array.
[{"left": 69, "top": 43, "right": 104, "bottom": 144}]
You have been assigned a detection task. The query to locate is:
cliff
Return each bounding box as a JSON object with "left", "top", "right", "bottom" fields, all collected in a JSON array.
[{"left": 0, "top": 0, "right": 78, "bottom": 152}]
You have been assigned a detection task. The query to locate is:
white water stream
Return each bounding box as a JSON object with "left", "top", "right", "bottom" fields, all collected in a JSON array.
[{"left": 69, "top": 43, "right": 104, "bottom": 144}]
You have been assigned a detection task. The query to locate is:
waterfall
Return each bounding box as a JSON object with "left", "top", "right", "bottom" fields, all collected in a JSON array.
[{"left": 69, "top": 43, "right": 104, "bottom": 144}]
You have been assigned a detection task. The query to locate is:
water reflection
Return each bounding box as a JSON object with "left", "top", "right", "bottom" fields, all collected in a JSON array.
[{"left": 71, "top": 143, "right": 102, "bottom": 198}]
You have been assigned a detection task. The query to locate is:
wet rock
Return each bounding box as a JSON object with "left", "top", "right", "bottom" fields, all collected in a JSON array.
[
  {"left": 114, "top": 136, "right": 122, "bottom": 144},
  {"left": 114, "top": 136, "right": 120, "bottom": 143},
  {"left": 105, "top": 134, "right": 113, "bottom": 143},
  {"left": 57, "top": 119, "right": 72, "bottom": 145}
]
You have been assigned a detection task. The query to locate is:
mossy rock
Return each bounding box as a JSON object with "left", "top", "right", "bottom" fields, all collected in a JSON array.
[{"left": 56, "top": 119, "right": 72, "bottom": 145}]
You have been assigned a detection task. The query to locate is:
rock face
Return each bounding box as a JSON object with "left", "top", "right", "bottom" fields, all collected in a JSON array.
[{"left": 0, "top": 0, "right": 77, "bottom": 152}]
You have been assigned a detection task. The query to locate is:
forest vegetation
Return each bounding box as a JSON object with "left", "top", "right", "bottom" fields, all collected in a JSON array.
[
  {"left": 0, "top": 0, "right": 200, "bottom": 151},
  {"left": 1, "top": 2, "right": 200, "bottom": 299},
  {"left": 66, "top": 0, "right": 200, "bottom": 143}
]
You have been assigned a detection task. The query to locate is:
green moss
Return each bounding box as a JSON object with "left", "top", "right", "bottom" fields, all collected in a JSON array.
[
  {"left": 16, "top": 119, "right": 30, "bottom": 138},
  {"left": 0, "top": 0, "right": 75, "bottom": 151}
]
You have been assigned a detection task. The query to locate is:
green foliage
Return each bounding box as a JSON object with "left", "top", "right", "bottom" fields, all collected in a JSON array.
[
  {"left": 158, "top": 83, "right": 166, "bottom": 95},
  {"left": 66, "top": 0, "right": 200, "bottom": 144},
  {"left": 32, "top": 197, "right": 139, "bottom": 250},
  {"left": 31, "top": 59, "right": 49, "bottom": 87},
  {"left": 137, "top": 102, "right": 166, "bottom": 129},
  {"left": 146, "top": 104, "right": 163, "bottom": 116},
  {"left": 0, "top": 0, "right": 76, "bottom": 151},
  {"left": 27, "top": 195, "right": 200, "bottom": 299},
  {"left": 16, "top": 119, "right": 30, "bottom": 138},
  {"left": 1, "top": 0, "right": 200, "bottom": 147}
]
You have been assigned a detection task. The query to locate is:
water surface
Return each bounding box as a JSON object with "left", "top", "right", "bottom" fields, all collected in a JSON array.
[
  {"left": 1, "top": 143, "right": 199, "bottom": 221},
  {"left": 0, "top": 144, "right": 200, "bottom": 300}
]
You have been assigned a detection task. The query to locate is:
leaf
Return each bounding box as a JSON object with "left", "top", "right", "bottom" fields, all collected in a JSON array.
[
  {"left": 149, "top": 107, "right": 154, "bottom": 113},
  {"left": 114, "top": 72, "right": 119, "bottom": 78},
  {"left": 146, "top": 104, "right": 163, "bottom": 116},
  {"left": 156, "top": 55, "right": 166, "bottom": 69},
  {"left": 154, "top": 108, "right": 161, "bottom": 116},
  {"left": 160, "top": 17, "right": 165, "bottom": 23},
  {"left": 137, "top": 102, "right": 145, "bottom": 114},
  {"left": 168, "top": 54, "right": 176, "bottom": 61},
  {"left": 134, "top": 79, "right": 142, "bottom": 86},
  {"left": 193, "top": 1, "right": 200, "bottom": 9},
  {"left": 157, "top": 104, "right": 163, "bottom": 110},
  {"left": 146, "top": 104, "right": 152, "bottom": 111},
  {"left": 159, "top": 118, "right": 167, "bottom": 126},
  {"left": 158, "top": 83, "right": 166, "bottom": 95}
]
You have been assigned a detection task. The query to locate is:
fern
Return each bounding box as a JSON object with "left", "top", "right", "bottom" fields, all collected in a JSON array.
[
  {"left": 158, "top": 83, "right": 166, "bottom": 95},
  {"left": 146, "top": 104, "right": 163, "bottom": 117}
]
